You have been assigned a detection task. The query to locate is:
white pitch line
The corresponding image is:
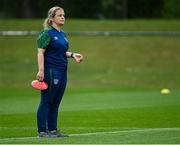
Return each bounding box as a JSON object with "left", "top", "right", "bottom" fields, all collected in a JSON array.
[
  {"left": 70, "top": 127, "right": 180, "bottom": 137},
  {"left": 0, "top": 127, "right": 180, "bottom": 141}
]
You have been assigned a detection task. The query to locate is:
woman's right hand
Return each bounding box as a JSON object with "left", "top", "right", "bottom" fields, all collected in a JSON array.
[{"left": 36, "top": 70, "right": 44, "bottom": 81}]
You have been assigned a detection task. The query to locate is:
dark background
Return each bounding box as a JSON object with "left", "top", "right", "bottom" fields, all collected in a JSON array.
[{"left": 0, "top": 0, "right": 180, "bottom": 19}]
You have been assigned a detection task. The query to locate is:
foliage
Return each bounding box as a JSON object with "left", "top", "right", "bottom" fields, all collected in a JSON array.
[
  {"left": 162, "top": 0, "right": 180, "bottom": 18},
  {"left": 0, "top": 0, "right": 180, "bottom": 19}
]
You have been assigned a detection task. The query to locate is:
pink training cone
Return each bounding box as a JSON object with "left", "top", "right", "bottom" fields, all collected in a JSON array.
[{"left": 31, "top": 80, "right": 48, "bottom": 90}]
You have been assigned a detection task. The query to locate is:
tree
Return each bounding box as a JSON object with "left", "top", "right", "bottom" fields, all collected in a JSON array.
[
  {"left": 162, "top": 0, "right": 180, "bottom": 18},
  {"left": 128, "top": 0, "right": 164, "bottom": 18},
  {"left": 0, "top": 0, "right": 180, "bottom": 19}
]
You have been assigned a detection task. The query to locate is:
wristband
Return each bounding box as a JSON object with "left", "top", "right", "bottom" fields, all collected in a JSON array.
[{"left": 70, "top": 52, "right": 74, "bottom": 58}]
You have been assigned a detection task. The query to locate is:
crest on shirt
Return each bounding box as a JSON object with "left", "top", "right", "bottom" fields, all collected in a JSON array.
[
  {"left": 54, "top": 36, "right": 58, "bottom": 40},
  {"left": 53, "top": 79, "right": 59, "bottom": 85}
]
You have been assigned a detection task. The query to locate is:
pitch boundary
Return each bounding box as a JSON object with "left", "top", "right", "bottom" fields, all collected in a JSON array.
[
  {"left": 0, "top": 127, "right": 180, "bottom": 141},
  {"left": 0, "top": 31, "right": 180, "bottom": 36}
]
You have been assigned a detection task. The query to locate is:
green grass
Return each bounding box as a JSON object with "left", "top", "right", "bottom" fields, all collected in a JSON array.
[
  {"left": 0, "top": 35, "right": 180, "bottom": 89},
  {"left": 0, "top": 19, "right": 180, "bottom": 31},
  {"left": 0, "top": 19, "right": 180, "bottom": 143},
  {"left": 0, "top": 88, "right": 180, "bottom": 144}
]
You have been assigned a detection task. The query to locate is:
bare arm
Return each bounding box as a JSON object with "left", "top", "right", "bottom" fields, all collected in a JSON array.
[{"left": 36, "top": 48, "right": 46, "bottom": 81}]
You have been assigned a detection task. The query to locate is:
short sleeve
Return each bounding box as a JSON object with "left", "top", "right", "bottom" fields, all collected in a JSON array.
[{"left": 37, "top": 30, "right": 51, "bottom": 49}]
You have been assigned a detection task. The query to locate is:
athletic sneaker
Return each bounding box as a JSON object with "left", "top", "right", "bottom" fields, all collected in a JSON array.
[
  {"left": 38, "top": 132, "right": 49, "bottom": 138},
  {"left": 48, "top": 130, "right": 69, "bottom": 138}
]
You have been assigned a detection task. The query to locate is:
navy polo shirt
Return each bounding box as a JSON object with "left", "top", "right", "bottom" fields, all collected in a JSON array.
[{"left": 37, "top": 26, "right": 69, "bottom": 68}]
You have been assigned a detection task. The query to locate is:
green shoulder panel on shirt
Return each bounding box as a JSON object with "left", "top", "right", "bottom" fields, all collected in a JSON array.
[{"left": 37, "top": 28, "right": 52, "bottom": 49}]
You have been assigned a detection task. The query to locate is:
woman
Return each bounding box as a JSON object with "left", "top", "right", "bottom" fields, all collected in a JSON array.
[{"left": 36, "top": 6, "right": 83, "bottom": 137}]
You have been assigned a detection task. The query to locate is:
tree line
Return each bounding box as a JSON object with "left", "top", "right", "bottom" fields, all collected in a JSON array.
[{"left": 0, "top": 0, "right": 180, "bottom": 19}]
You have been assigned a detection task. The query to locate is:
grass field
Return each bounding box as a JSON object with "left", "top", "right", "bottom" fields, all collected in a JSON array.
[
  {"left": 0, "top": 19, "right": 180, "bottom": 144},
  {"left": 1, "top": 19, "right": 180, "bottom": 31},
  {"left": 1, "top": 88, "right": 180, "bottom": 144}
]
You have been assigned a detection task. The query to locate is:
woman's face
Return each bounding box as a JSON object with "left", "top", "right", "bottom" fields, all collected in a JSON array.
[{"left": 52, "top": 9, "right": 65, "bottom": 26}]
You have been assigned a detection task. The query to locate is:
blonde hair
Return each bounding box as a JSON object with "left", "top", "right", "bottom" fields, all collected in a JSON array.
[{"left": 43, "top": 6, "right": 63, "bottom": 29}]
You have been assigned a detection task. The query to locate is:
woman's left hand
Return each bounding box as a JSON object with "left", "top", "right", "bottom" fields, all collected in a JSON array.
[{"left": 73, "top": 53, "right": 83, "bottom": 63}]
